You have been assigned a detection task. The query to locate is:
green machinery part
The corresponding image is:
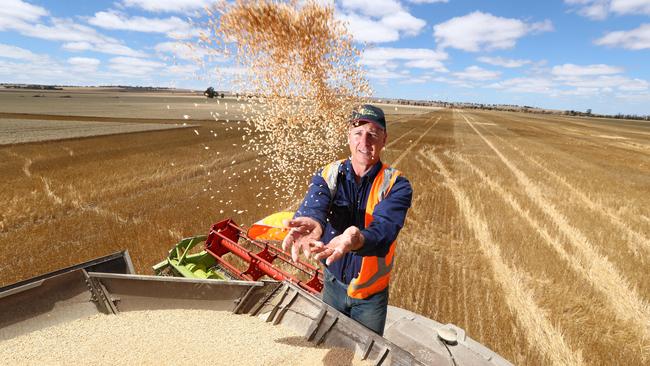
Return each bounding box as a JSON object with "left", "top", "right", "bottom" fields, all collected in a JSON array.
[{"left": 152, "top": 235, "right": 227, "bottom": 280}]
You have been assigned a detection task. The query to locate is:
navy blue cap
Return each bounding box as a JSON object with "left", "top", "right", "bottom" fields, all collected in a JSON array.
[{"left": 350, "top": 104, "right": 386, "bottom": 131}]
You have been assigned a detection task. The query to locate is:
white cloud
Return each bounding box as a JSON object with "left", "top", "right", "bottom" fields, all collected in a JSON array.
[
  {"left": 477, "top": 56, "right": 532, "bottom": 68},
  {"left": 0, "top": 0, "right": 48, "bottom": 30},
  {"left": 488, "top": 77, "right": 556, "bottom": 94},
  {"left": 400, "top": 77, "right": 430, "bottom": 84},
  {"left": 404, "top": 58, "right": 445, "bottom": 69},
  {"left": 155, "top": 41, "right": 209, "bottom": 61},
  {"left": 0, "top": 56, "right": 168, "bottom": 87},
  {"left": 0, "top": 56, "right": 113, "bottom": 86},
  {"left": 613, "top": 92, "right": 650, "bottom": 105},
  {"left": 4, "top": 16, "right": 146, "bottom": 57},
  {"left": 167, "top": 63, "right": 200, "bottom": 75},
  {"left": 560, "top": 75, "right": 648, "bottom": 91},
  {"left": 0, "top": 58, "right": 67, "bottom": 84},
  {"left": 109, "top": 57, "right": 165, "bottom": 75},
  {"left": 565, "top": 0, "right": 650, "bottom": 19},
  {"left": 62, "top": 42, "right": 93, "bottom": 52},
  {"left": 95, "top": 42, "right": 147, "bottom": 57},
  {"left": 551, "top": 63, "right": 623, "bottom": 77},
  {"left": 341, "top": 0, "right": 403, "bottom": 17},
  {"left": 565, "top": 0, "right": 609, "bottom": 20},
  {"left": 453, "top": 65, "right": 501, "bottom": 80},
  {"left": 121, "top": 0, "right": 213, "bottom": 13},
  {"left": 68, "top": 57, "right": 101, "bottom": 72},
  {"left": 338, "top": 0, "right": 426, "bottom": 43},
  {"left": 339, "top": 12, "right": 400, "bottom": 42},
  {"left": 366, "top": 68, "right": 406, "bottom": 80},
  {"left": 381, "top": 11, "right": 426, "bottom": 36},
  {"left": 618, "top": 78, "right": 649, "bottom": 91},
  {"left": 431, "top": 76, "right": 473, "bottom": 88},
  {"left": 456, "top": 61, "right": 646, "bottom": 97},
  {"left": 68, "top": 57, "right": 100, "bottom": 67},
  {"left": 529, "top": 19, "right": 554, "bottom": 33},
  {"left": 0, "top": 54, "right": 194, "bottom": 87},
  {"left": 0, "top": 43, "right": 40, "bottom": 60},
  {"left": 433, "top": 11, "right": 553, "bottom": 52},
  {"left": 362, "top": 47, "right": 448, "bottom": 72},
  {"left": 88, "top": 11, "right": 196, "bottom": 38},
  {"left": 560, "top": 87, "right": 603, "bottom": 96},
  {"left": 534, "top": 63, "right": 648, "bottom": 94},
  {"left": 611, "top": 0, "right": 650, "bottom": 15},
  {"left": 595, "top": 23, "right": 650, "bottom": 50}
]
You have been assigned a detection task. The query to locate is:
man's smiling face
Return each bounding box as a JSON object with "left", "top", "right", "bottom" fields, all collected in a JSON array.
[{"left": 348, "top": 121, "right": 387, "bottom": 169}]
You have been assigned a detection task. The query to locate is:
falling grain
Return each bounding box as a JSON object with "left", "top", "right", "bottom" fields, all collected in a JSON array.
[{"left": 198, "top": 0, "right": 371, "bottom": 198}]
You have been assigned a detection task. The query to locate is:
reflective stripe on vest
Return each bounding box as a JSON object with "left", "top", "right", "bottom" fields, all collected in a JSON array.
[
  {"left": 319, "top": 161, "right": 401, "bottom": 300},
  {"left": 321, "top": 160, "right": 344, "bottom": 198},
  {"left": 348, "top": 164, "right": 400, "bottom": 299}
]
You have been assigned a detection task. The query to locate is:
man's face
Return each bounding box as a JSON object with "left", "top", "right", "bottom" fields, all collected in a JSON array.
[{"left": 348, "top": 122, "right": 387, "bottom": 167}]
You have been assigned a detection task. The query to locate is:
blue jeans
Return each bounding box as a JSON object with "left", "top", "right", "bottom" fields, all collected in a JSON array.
[{"left": 321, "top": 269, "right": 389, "bottom": 335}]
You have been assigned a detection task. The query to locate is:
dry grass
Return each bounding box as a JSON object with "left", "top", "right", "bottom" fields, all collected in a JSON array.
[
  {"left": 388, "top": 109, "right": 649, "bottom": 365},
  {"left": 0, "top": 118, "right": 189, "bottom": 145},
  {"left": 2, "top": 92, "right": 649, "bottom": 365}
]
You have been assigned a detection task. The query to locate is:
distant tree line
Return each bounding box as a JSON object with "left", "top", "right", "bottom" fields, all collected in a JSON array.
[
  {"left": 99, "top": 85, "right": 175, "bottom": 91},
  {"left": 382, "top": 98, "right": 649, "bottom": 121},
  {"left": 565, "top": 109, "right": 650, "bottom": 121},
  {"left": 1, "top": 84, "right": 62, "bottom": 90}
]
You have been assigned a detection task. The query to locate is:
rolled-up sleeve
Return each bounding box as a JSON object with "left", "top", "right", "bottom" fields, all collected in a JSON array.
[
  {"left": 293, "top": 172, "right": 331, "bottom": 232},
  {"left": 355, "top": 176, "right": 413, "bottom": 257}
]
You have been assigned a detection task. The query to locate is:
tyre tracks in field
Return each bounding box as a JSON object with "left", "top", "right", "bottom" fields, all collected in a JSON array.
[
  {"left": 470, "top": 116, "right": 650, "bottom": 257},
  {"left": 448, "top": 149, "right": 650, "bottom": 340},
  {"left": 40, "top": 175, "right": 132, "bottom": 225},
  {"left": 390, "top": 116, "right": 440, "bottom": 167},
  {"left": 418, "top": 148, "right": 584, "bottom": 366},
  {"left": 385, "top": 127, "right": 416, "bottom": 149},
  {"left": 385, "top": 113, "right": 438, "bottom": 150},
  {"left": 2, "top": 150, "right": 133, "bottom": 235},
  {"left": 459, "top": 113, "right": 650, "bottom": 340},
  {"left": 501, "top": 112, "right": 650, "bottom": 158},
  {"left": 5, "top": 150, "right": 33, "bottom": 177}
]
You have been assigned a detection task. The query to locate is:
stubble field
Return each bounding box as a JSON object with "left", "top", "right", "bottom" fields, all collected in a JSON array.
[{"left": 1, "top": 89, "right": 649, "bottom": 365}]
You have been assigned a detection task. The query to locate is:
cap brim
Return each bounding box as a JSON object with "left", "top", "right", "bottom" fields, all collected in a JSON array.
[{"left": 350, "top": 118, "right": 385, "bottom": 130}]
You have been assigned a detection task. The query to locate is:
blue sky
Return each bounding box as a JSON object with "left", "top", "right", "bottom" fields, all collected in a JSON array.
[{"left": 1, "top": 0, "right": 649, "bottom": 115}]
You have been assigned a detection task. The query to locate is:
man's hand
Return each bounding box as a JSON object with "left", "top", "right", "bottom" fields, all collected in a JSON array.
[
  {"left": 281, "top": 217, "right": 323, "bottom": 262},
  {"left": 310, "top": 226, "right": 364, "bottom": 266}
]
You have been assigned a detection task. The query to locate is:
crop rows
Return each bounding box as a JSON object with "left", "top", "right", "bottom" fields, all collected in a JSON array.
[
  {"left": 389, "top": 109, "right": 649, "bottom": 365},
  {"left": 2, "top": 105, "right": 648, "bottom": 365}
]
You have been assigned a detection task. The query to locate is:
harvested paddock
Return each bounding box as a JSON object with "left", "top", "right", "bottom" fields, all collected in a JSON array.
[
  {"left": 0, "top": 119, "right": 190, "bottom": 145},
  {"left": 1, "top": 90, "right": 649, "bottom": 365}
]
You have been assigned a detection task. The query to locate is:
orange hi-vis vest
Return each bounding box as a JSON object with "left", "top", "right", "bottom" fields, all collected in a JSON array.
[{"left": 320, "top": 159, "right": 402, "bottom": 299}]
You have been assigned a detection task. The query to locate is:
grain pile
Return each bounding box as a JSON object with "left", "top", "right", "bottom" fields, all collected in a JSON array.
[
  {"left": 0, "top": 309, "right": 369, "bottom": 365},
  {"left": 198, "top": 0, "right": 370, "bottom": 198}
]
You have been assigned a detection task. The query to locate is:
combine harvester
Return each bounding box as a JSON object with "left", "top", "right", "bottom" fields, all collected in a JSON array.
[{"left": 0, "top": 216, "right": 512, "bottom": 365}]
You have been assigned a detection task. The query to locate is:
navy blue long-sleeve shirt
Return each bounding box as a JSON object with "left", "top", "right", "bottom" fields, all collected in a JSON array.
[{"left": 294, "top": 159, "right": 412, "bottom": 285}]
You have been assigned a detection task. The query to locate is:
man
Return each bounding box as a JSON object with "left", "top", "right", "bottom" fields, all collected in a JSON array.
[{"left": 282, "top": 104, "right": 412, "bottom": 335}]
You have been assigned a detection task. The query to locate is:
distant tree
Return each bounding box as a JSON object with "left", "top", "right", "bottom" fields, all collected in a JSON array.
[{"left": 586, "top": 108, "right": 592, "bottom": 115}]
